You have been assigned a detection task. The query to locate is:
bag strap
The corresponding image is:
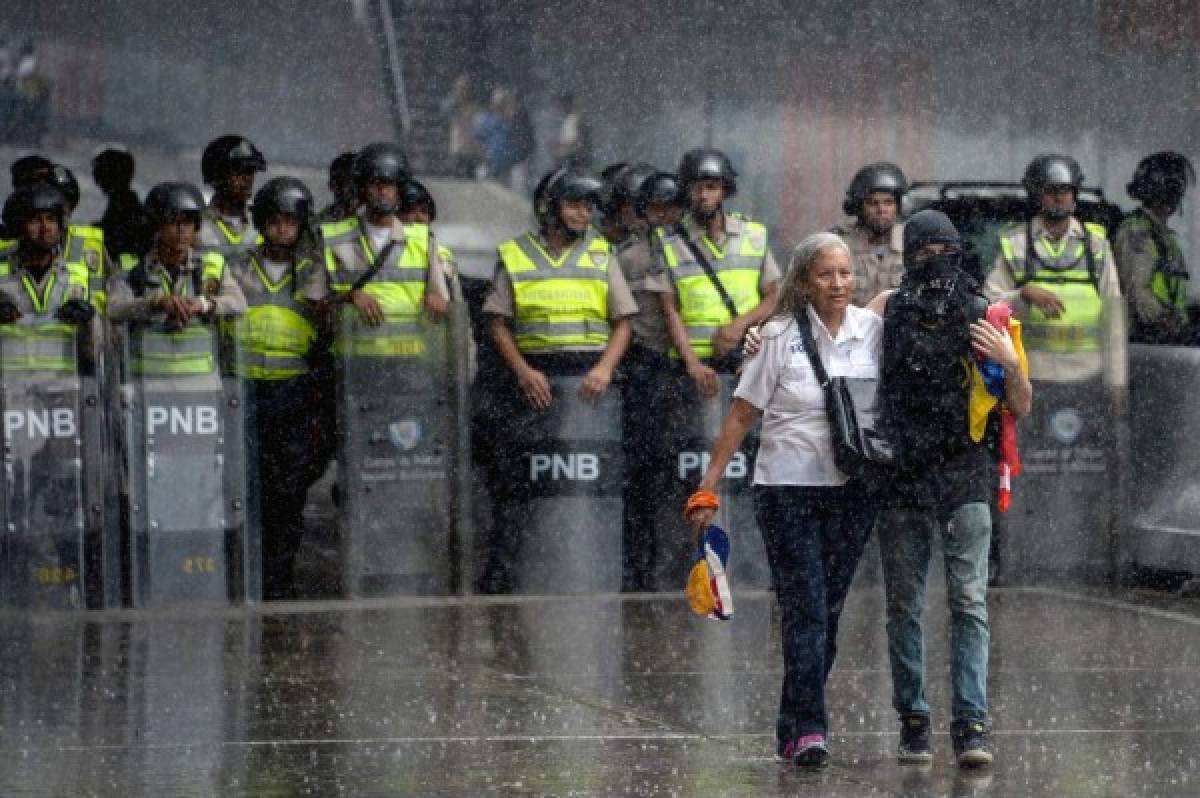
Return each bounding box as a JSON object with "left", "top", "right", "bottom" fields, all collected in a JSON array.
[
  {"left": 674, "top": 224, "right": 741, "bottom": 321},
  {"left": 351, "top": 238, "right": 398, "bottom": 294},
  {"left": 794, "top": 309, "right": 831, "bottom": 389}
]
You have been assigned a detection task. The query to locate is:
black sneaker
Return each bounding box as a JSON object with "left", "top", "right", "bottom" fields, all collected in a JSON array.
[
  {"left": 791, "top": 734, "right": 830, "bottom": 769},
  {"left": 898, "top": 712, "right": 933, "bottom": 764},
  {"left": 952, "top": 718, "right": 993, "bottom": 767}
]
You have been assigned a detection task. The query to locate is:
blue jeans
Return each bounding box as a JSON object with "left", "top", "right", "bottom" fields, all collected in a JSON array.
[
  {"left": 754, "top": 484, "right": 875, "bottom": 745},
  {"left": 876, "top": 502, "right": 991, "bottom": 722}
]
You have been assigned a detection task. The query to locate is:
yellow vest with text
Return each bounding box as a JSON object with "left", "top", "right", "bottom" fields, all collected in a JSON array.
[
  {"left": 498, "top": 230, "right": 611, "bottom": 353},
  {"left": 659, "top": 218, "right": 766, "bottom": 359},
  {"left": 65, "top": 224, "right": 109, "bottom": 315},
  {"left": 1000, "top": 221, "right": 1106, "bottom": 353}
]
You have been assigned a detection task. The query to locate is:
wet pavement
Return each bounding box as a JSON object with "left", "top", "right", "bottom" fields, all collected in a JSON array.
[{"left": 3, "top": 583, "right": 1200, "bottom": 796}]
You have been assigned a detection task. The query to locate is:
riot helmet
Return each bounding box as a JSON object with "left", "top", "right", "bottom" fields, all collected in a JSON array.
[
  {"left": 201, "top": 135, "right": 267, "bottom": 185},
  {"left": 677, "top": 148, "right": 738, "bottom": 197},
  {"left": 353, "top": 142, "right": 410, "bottom": 215},
  {"left": 144, "top": 182, "right": 206, "bottom": 230},
  {"left": 533, "top": 168, "right": 603, "bottom": 231},
  {"left": 2, "top": 184, "right": 69, "bottom": 237},
  {"left": 92, "top": 145, "right": 135, "bottom": 192},
  {"left": 10, "top": 154, "right": 54, "bottom": 189},
  {"left": 607, "top": 162, "right": 656, "bottom": 216},
  {"left": 251, "top": 176, "right": 313, "bottom": 231},
  {"left": 399, "top": 179, "right": 437, "bottom": 223},
  {"left": 842, "top": 161, "right": 908, "bottom": 217},
  {"left": 47, "top": 165, "right": 80, "bottom": 213},
  {"left": 1127, "top": 151, "right": 1195, "bottom": 211},
  {"left": 635, "top": 172, "right": 684, "bottom": 221}
]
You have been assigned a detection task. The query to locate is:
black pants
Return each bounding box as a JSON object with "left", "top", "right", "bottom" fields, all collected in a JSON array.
[{"left": 248, "top": 375, "right": 322, "bottom": 601}]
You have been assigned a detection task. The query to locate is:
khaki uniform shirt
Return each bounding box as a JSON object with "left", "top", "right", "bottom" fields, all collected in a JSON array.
[
  {"left": 658, "top": 212, "right": 783, "bottom": 298},
  {"left": 984, "top": 216, "right": 1120, "bottom": 383},
  {"left": 835, "top": 221, "right": 905, "bottom": 306},
  {"left": 483, "top": 230, "right": 638, "bottom": 352},
  {"left": 196, "top": 207, "right": 259, "bottom": 259},
  {"left": 1111, "top": 209, "right": 1187, "bottom": 325},
  {"left": 107, "top": 250, "right": 247, "bottom": 322},
  {"left": 615, "top": 231, "right": 671, "bottom": 353}
]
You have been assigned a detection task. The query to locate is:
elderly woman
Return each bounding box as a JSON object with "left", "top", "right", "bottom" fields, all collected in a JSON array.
[{"left": 686, "top": 232, "right": 882, "bottom": 769}]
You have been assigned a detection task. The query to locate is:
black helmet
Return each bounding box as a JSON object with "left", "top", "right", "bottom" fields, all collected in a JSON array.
[
  {"left": 677, "top": 148, "right": 738, "bottom": 197},
  {"left": 144, "top": 182, "right": 206, "bottom": 229},
  {"left": 10, "top": 154, "right": 55, "bottom": 189},
  {"left": 607, "top": 162, "right": 656, "bottom": 215},
  {"left": 1022, "top": 154, "right": 1084, "bottom": 199},
  {"left": 533, "top": 168, "right": 603, "bottom": 228},
  {"left": 399, "top": 179, "right": 437, "bottom": 221},
  {"left": 1127, "top": 151, "right": 1195, "bottom": 209},
  {"left": 2, "top": 184, "right": 68, "bottom": 234},
  {"left": 47, "top": 165, "right": 80, "bottom": 212},
  {"left": 201, "top": 135, "right": 267, "bottom": 185},
  {"left": 251, "top": 176, "right": 313, "bottom": 230},
  {"left": 353, "top": 142, "right": 411, "bottom": 192},
  {"left": 634, "top": 172, "right": 683, "bottom": 218},
  {"left": 92, "top": 145, "right": 135, "bottom": 191},
  {"left": 329, "top": 151, "right": 357, "bottom": 183},
  {"left": 842, "top": 161, "right": 908, "bottom": 216}
]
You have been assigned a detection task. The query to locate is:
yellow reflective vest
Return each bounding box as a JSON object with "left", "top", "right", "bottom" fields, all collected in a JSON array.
[
  {"left": 498, "top": 229, "right": 611, "bottom": 353},
  {"left": 659, "top": 216, "right": 767, "bottom": 359},
  {"left": 223, "top": 252, "right": 318, "bottom": 380},
  {"left": 0, "top": 256, "right": 90, "bottom": 374}
]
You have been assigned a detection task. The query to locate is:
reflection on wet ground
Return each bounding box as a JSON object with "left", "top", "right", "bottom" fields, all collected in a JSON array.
[{"left": 2, "top": 584, "right": 1199, "bottom": 796}]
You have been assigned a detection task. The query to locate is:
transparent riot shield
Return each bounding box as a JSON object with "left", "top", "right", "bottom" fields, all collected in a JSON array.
[
  {"left": 999, "top": 298, "right": 1128, "bottom": 583},
  {"left": 335, "top": 307, "right": 462, "bottom": 597},
  {"left": 665, "top": 373, "right": 772, "bottom": 589},
  {"left": 0, "top": 318, "right": 109, "bottom": 608},
  {"left": 121, "top": 320, "right": 252, "bottom": 606},
  {"left": 493, "top": 374, "right": 624, "bottom": 594}
]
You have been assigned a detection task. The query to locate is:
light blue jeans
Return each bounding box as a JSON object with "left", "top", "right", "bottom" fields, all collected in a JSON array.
[{"left": 876, "top": 502, "right": 991, "bottom": 721}]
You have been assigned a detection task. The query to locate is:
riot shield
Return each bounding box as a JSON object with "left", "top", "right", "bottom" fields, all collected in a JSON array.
[
  {"left": 491, "top": 374, "right": 624, "bottom": 594},
  {"left": 665, "top": 373, "right": 772, "bottom": 589},
  {"left": 121, "top": 320, "right": 253, "bottom": 606},
  {"left": 335, "top": 306, "right": 463, "bottom": 597},
  {"left": 0, "top": 318, "right": 110, "bottom": 608}
]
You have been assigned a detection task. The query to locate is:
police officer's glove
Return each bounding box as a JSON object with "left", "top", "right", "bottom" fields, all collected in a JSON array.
[
  {"left": 57, "top": 299, "right": 95, "bottom": 325},
  {"left": 0, "top": 300, "right": 20, "bottom": 324}
]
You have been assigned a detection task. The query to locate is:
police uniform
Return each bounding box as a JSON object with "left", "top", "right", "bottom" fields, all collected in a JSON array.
[
  {"left": 477, "top": 226, "right": 637, "bottom": 593},
  {"left": 1112, "top": 209, "right": 1188, "bottom": 337},
  {"left": 985, "top": 216, "right": 1120, "bottom": 383},
  {"left": 834, "top": 221, "right": 905, "bottom": 306},
  {"left": 225, "top": 244, "right": 328, "bottom": 600},
  {"left": 107, "top": 249, "right": 247, "bottom": 324},
  {"left": 62, "top": 223, "right": 113, "bottom": 315},
  {"left": 657, "top": 212, "right": 782, "bottom": 364},
  {"left": 0, "top": 253, "right": 91, "bottom": 372},
  {"left": 195, "top": 207, "right": 259, "bottom": 262}
]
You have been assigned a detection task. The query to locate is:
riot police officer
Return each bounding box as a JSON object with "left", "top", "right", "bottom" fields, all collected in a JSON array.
[
  {"left": 196, "top": 135, "right": 267, "bottom": 260},
  {"left": 108, "top": 182, "right": 246, "bottom": 325},
  {"left": 659, "top": 148, "right": 781, "bottom": 395},
  {"left": 833, "top": 162, "right": 907, "bottom": 306},
  {"left": 1112, "top": 152, "right": 1195, "bottom": 344},
  {"left": 319, "top": 142, "right": 451, "bottom": 327},
  {"left": 636, "top": 171, "right": 686, "bottom": 230},
  {"left": 0, "top": 184, "right": 93, "bottom": 328},
  {"left": 985, "top": 154, "right": 1121, "bottom": 383},
  {"left": 227, "top": 177, "right": 328, "bottom": 600},
  {"left": 398, "top": 178, "right": 459, "bottom": 295},
  {"left": 316, "top": 151, "right": 358, "bottom": 225},
  {"left": 476, "top": 167, "right": 637, "bottom": 593},
  {"left": 48, "top": 165, "right": 113, "bottom": 315}
]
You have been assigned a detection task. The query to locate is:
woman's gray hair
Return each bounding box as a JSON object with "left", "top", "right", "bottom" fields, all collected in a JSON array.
[{"left": 774, "top": 232, "right": 852, "bottom": 319}]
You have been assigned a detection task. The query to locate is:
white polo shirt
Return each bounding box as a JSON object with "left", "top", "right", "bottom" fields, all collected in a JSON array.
[{"left": 734, "top": 303, "right": 883, "bottom": 486}]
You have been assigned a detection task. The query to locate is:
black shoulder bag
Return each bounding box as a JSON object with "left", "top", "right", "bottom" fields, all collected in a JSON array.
[
  {"left": 795, "top": 310, "right": 894, "bottom": 481},
  {"left": 674, "top": 225, "right": 744, "bottom": 373}
]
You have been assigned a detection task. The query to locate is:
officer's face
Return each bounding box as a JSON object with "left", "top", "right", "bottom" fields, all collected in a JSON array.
[
  {"left": 861, "top": 192, "right": 898, "bottom": 233},
  {"left": 158, "top": 215, "right": 198, "bottom": 253},
  {"left": 401, "top": 205, "right": 433, "bottom": 225},
  {"left": 21, "top": 211, "right": 60, "bottom": 250},
  {"left": 364, "top": 179, "right": 400, "bottom": 213},
  {"left": 1039, "top": 186, "right": 1075, "bottom": 217},
  {"left": 262, "top": 213, "right": 301, "bottom": 249},
  {"left": 558, "top": 198, "right": 592, "bottom": 234},
  {"left": 913, "top": 242, "right": 956, "bottom": 263},
  {"left": 646, "top": 202, "right": 684, "bottom": 228},
  {"left": 330, "top": 172, "right": 357, "bottom": 205},
  {"left": 221, "top": 168, "right": 257, "bottom": 204},
  {"left": 689, "top": 179, "right": 726, "bottom": 217},
  {"left": 803, "top": 247, "right": 853, "bottom": 317}
]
